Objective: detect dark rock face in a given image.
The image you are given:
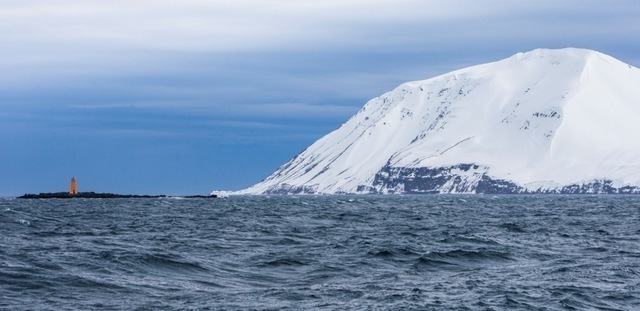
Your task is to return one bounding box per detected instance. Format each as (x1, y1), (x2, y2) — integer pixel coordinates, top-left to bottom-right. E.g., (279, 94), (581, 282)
(261, 184), (320, 195)
(370, 164), (523, 194)
(475, 175), (526, 194)
(369, 164), (640, 194)
(554, 180), (640, 194)
(259, 163), (640, 195)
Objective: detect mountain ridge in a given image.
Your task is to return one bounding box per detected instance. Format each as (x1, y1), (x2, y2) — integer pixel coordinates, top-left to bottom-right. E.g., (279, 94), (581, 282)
(232, 48), (640, 195)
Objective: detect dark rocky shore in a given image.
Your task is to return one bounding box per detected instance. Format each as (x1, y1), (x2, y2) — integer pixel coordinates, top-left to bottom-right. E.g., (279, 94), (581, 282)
(18, 192), (217, 199)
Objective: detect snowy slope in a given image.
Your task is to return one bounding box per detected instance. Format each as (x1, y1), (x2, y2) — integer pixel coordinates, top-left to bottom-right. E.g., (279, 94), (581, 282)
(235, 48), (640, 194)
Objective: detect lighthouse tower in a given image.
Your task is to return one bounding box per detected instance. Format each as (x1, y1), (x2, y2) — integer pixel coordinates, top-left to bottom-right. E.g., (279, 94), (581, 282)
(69, 177), (77, 195)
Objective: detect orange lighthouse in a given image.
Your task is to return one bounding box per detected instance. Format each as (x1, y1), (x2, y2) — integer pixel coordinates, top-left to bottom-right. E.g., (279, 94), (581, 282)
(69, 177), (77, 195)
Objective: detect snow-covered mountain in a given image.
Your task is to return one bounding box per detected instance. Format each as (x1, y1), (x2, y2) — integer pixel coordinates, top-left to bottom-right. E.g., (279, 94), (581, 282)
(236, 48), (640, 194)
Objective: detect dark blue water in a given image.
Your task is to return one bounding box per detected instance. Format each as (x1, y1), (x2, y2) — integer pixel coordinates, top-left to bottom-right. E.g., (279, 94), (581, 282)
(1, 195), (639, 310)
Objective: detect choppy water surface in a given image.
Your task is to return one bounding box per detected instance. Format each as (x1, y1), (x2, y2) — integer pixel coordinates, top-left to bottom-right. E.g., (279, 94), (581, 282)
(1, 195), (639, 310)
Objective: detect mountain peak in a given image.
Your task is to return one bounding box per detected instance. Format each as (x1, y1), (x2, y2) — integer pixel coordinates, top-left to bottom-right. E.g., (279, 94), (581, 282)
(515, 47), (597, 58)
(508, 48), (634, 73)
(235, 49), (640, 195)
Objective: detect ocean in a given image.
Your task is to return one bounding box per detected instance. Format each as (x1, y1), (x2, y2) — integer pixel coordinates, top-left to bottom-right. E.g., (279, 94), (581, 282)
(1, 195), (639, 310)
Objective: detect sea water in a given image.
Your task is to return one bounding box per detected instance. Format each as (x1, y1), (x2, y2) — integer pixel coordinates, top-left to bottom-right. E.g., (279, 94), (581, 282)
(1, 195), (639, 310)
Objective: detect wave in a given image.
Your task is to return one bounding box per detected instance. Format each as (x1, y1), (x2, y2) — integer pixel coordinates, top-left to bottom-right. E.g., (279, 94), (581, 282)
(258, 258), (309, 267)
(413, 249), (513, 270)
(368, 247), (420, 259)
(147, 254), (207, 270)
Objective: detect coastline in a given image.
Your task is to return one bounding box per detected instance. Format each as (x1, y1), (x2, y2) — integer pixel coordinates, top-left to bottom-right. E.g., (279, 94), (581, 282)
(17, 192), (217, 199)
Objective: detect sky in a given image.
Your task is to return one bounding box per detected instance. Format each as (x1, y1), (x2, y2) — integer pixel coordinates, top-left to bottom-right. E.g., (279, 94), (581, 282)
(1, 0), (639, 196)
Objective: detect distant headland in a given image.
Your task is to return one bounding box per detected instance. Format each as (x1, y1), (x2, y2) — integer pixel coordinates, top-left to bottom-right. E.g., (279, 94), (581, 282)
(18, 177), (217, 199)
(18, 192), (217, 199)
